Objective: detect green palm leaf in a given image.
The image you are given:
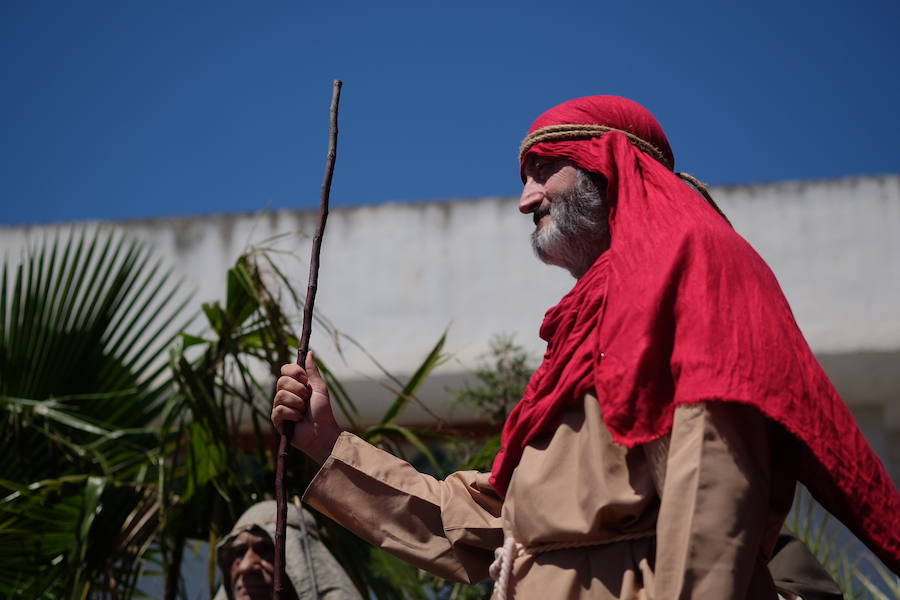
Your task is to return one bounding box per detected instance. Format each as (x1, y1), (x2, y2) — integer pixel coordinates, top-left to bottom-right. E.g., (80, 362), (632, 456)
(0, 228), (190, 597)
(378, 332), (448, 427)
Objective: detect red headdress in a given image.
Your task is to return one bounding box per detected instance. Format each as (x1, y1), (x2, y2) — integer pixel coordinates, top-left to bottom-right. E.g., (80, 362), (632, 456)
(489, 95), (900, 572)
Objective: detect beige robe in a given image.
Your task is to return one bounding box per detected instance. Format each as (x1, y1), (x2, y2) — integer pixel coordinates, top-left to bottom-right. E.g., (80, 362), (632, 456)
(303, 395), (795, 599)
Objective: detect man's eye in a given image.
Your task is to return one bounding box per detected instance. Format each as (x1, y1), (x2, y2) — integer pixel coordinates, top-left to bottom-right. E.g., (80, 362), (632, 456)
(529, 158), (549, 178)
(254, 541), (274, 557)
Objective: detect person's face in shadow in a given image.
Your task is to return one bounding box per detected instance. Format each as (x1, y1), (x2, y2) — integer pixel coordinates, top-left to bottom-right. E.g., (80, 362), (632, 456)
(227, 529), (298, 600)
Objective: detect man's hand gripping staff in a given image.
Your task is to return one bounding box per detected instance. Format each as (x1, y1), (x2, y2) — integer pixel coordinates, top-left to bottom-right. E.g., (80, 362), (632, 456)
(272, 355), (343, 466)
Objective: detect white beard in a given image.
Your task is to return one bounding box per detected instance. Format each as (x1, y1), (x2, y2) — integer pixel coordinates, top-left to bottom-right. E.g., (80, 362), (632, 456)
(531, 169), (610, 278)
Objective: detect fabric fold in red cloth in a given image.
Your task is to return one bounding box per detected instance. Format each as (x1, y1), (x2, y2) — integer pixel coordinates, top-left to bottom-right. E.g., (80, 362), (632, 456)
(489, 95), (900, 573)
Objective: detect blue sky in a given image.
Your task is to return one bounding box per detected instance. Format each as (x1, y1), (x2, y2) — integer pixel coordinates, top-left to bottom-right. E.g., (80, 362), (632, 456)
(2, 0), (898, 225)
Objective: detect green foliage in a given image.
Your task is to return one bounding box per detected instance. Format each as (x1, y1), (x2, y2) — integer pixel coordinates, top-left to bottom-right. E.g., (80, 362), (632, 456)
(449, 335), (535, 472)
(854, 558), (900, 600)
(453, 334), (534, 428)
(0, 229), (192, 599)
(788, 485), (900, 599)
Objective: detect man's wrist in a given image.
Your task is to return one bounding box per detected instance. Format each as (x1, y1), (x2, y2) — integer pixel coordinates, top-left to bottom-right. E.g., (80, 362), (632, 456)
(310, 428), (343, 465)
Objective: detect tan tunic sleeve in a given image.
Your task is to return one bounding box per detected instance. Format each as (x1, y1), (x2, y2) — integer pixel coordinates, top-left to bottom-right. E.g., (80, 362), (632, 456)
(302, 431), (504, 584)
(651, 402), (779, 600)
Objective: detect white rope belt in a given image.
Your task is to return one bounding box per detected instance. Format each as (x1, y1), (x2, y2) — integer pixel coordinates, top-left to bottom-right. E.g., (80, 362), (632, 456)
(489, 531), (655, 600)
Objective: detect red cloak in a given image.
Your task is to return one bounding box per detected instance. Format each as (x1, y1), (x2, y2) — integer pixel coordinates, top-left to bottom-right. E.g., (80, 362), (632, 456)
(489, 96), (900, 573)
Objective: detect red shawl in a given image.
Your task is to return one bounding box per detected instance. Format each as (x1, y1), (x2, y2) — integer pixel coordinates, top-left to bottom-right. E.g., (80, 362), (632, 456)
(489, 95), (900, 572)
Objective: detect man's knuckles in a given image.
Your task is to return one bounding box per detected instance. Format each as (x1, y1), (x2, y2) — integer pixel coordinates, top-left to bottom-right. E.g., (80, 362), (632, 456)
(278, 376), (310, 397)
(274, 389), (306, 409)
(280, 363), (299, 376)
(278, 370), (308, 387)
(279, 363), (308, 381)
(272, 404), (303, 424)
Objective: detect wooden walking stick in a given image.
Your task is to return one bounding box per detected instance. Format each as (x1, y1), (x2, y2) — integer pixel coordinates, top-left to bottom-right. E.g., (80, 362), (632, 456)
(274, 79), (342, 600)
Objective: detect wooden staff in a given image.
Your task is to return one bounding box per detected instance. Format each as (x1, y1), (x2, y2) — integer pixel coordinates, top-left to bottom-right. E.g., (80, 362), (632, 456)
(274, 79), (342, 600)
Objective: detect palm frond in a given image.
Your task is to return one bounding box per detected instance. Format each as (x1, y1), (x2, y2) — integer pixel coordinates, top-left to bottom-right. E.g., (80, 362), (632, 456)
(379, 332), (448, 427)
(0, 228), (190, 597)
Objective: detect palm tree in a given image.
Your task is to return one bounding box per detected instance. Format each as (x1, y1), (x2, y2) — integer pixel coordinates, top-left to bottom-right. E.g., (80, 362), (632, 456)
(0, 229), (192, 598)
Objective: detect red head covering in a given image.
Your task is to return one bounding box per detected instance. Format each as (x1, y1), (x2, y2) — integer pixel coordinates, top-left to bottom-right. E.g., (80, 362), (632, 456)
(490, 95), (900, 572)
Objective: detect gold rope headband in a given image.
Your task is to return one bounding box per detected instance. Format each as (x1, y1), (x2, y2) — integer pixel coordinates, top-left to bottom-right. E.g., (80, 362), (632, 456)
(518, 123), (732, 226)
(518, 124), (673, 170)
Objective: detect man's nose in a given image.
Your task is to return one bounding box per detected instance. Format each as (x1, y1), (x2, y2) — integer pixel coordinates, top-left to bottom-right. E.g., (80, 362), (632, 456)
(237, 549), (262, 574)
(519, 178), (544, 214)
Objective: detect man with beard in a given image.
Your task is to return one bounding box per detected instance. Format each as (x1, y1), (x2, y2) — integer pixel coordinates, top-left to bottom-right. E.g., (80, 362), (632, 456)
(272, 96), (898, 598)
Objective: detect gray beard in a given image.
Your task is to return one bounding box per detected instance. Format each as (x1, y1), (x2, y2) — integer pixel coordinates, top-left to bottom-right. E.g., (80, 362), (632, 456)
(531, 169), (609, 278)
